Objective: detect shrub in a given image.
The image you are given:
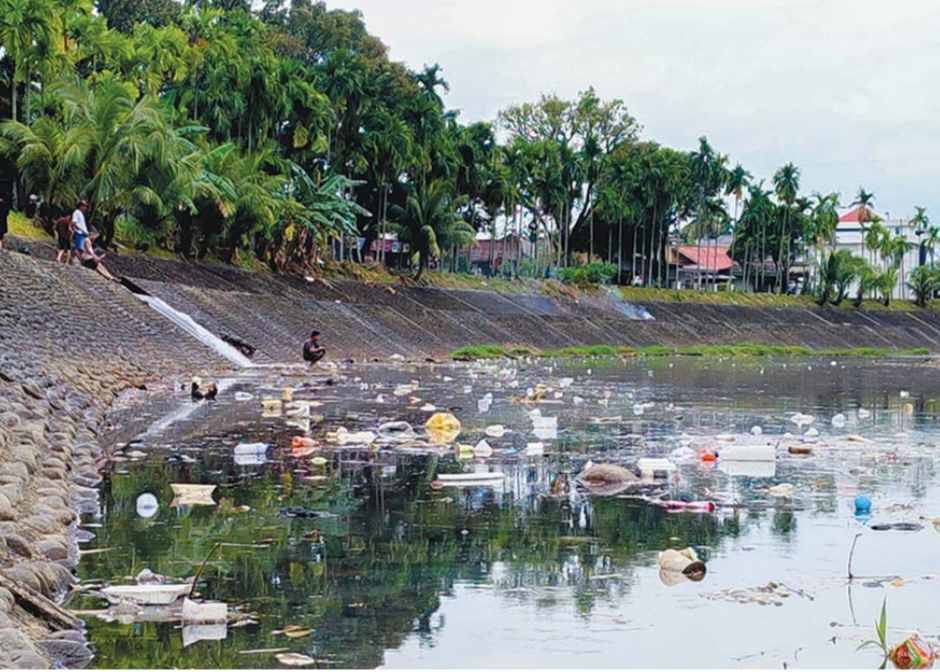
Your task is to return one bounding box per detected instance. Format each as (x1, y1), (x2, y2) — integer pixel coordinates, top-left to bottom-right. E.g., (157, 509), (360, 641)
(558, 261), (617, 286)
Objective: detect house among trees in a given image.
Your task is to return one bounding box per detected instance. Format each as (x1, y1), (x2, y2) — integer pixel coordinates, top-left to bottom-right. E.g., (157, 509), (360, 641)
(666, 243), (734, 288)
(832, 207), (922, 298)
(468, 232), (535, 275)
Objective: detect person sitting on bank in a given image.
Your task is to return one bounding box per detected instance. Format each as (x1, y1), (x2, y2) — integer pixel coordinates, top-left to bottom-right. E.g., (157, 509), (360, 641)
(79, 229), (118, 282)
(302, 330), (325, 364)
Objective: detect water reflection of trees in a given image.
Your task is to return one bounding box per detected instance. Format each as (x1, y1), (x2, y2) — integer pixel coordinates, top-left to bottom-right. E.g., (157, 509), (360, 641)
(82, 454), (752, 668)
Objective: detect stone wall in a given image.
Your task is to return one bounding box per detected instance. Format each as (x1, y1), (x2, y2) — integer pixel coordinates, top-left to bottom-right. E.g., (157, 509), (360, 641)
(0, 250), (228, 667)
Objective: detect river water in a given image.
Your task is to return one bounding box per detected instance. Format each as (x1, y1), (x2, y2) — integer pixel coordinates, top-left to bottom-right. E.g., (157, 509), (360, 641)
(75, 356), (940, 668)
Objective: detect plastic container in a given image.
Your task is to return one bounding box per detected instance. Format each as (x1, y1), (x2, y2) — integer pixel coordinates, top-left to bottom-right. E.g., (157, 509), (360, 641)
(719, 444), (775, 462)
(637, 458), (677, 478)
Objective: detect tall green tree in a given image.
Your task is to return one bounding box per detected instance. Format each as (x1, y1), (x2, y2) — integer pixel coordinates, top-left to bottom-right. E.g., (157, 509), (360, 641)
(772, 162), (800, 293)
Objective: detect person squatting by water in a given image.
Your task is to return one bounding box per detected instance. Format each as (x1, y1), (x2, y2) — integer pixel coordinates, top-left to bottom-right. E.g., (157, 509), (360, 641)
(303, 330), (326, 364)
(190, 377), (218, 401)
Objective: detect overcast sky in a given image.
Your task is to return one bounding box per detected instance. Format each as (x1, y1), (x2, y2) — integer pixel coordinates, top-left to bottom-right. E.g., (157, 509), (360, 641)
(328, 0), (940, 220)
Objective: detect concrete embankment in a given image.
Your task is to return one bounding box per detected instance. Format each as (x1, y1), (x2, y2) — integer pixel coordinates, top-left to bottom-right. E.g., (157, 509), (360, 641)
(2, 245), (940, 665)
(92, 249), (940, 359)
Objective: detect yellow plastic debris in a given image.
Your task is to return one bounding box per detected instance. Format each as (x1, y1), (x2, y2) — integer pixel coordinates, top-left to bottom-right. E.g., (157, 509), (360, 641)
(425, 412), (461, 444)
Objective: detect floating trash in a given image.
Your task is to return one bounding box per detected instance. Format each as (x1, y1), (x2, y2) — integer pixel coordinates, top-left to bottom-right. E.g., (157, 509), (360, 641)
(790, 413), (814, 427)
(102, 583), (192, 606)
(170, 484), (217, 507)
(136, 493), (159, 519)
(658, 548), (706, 584)
(473, 439), (494, 458)
(234, 442), (268, 466)
(720, 444), (775, 462)
(889, 635), (936, 670)
(637, 458), (676, 478)
(525, 442), (545, 457)
(276, 653), (317, 667)
(768, 483), (795, 498)
(377, 421), (416, 442)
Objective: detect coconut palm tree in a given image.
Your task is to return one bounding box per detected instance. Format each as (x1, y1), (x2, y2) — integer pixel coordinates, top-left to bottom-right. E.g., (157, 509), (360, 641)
(806, 192), (839, 292)
(0, 114), (85, 208)
(0, 0), (55, 206)
(390, 179), (469, 281)
(907, 264), (939, 308)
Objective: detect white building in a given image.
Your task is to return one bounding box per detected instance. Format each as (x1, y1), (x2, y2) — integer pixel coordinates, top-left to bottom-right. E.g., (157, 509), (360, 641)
(830, 206), (924, 299)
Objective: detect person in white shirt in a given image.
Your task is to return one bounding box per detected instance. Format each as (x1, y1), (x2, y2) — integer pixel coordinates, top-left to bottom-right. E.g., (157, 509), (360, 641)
(71, 200), (89, 262)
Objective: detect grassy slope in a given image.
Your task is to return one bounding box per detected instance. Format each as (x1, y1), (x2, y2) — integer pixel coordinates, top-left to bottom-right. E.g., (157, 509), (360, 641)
(8, 210), (937, 311)
(8, 211), (52, 240)
(618, 286), (922, 312)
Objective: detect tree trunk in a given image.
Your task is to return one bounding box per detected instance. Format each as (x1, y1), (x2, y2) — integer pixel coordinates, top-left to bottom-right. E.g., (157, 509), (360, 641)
(696, 191), (705, 290)
(631, 221), (638, 279)
(617, 212), (624, 285)
(760, 223), (766, 292)
(10, 82), (18, 210)
(589, 204), (594, 261)
(647, 200), (657, 286)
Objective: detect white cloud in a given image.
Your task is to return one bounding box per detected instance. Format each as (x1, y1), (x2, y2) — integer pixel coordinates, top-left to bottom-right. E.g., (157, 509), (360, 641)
(329, 0), (940, 216)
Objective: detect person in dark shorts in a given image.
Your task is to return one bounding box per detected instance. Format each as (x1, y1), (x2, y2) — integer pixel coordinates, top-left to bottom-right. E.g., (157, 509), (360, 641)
(0, 195), (9, 251)
(302, 330), (325, 364)
(54, 212), (72, 263)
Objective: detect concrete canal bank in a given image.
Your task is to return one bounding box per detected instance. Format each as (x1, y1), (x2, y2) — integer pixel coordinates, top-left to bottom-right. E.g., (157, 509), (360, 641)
(1, 244), (940, 666)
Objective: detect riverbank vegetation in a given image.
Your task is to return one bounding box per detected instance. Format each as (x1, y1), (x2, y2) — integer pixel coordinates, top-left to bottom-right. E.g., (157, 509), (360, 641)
(0, 0), (936, 307)
(450, 342), (931, 361)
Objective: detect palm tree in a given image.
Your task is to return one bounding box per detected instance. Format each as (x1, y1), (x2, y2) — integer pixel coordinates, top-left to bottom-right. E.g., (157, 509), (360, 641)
(362, 110), (412, 265)
(911, 206), (929, 267)
(0, 0), (54, 206)
(883, 232), (913, 300)
(725, 163), (751, 288)
(808, 192), (839, 293)
(0, 115), (84, 208)
(772, 162), (800, 293)
(907, 264), (939, 308)
(851, 187), (875, 264)
(877, 267), (898, 306)
(862, 217), (888, 297)
(925, 225), (940, 266)
(688, 136), (716, 289)
(390, 179), (468, 281)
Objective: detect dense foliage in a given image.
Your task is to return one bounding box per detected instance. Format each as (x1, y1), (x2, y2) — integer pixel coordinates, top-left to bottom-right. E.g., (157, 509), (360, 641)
(1, 0), (937, 295)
